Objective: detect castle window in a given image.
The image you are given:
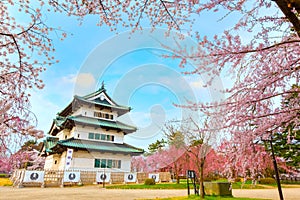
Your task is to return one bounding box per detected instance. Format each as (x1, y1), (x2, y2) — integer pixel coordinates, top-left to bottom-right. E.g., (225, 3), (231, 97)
(101, 134), (106, 140)
(88, 132), (114, 142)
(100, 159), (107, 168)
(118, 160), (121, 168)
(107, 160), (112, 168)
(94, 159), (100, 168)
(94, 112), (102, 118)
(94, 111), (113, 120)
(88, 133), (94, 139)
(94, 159), (121, 169)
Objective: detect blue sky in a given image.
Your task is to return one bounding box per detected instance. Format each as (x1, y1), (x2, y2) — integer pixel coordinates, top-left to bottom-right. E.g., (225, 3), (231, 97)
(23, 6), (239, 149)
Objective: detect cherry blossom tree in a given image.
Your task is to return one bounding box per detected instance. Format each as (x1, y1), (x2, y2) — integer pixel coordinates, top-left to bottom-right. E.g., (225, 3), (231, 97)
(0, 140), (45, 172)
(161, 0), (300, 183)
(0, 0), (61, 167)
(219, 141), (273, 181)
(180, 116), (221, 198)
(131, 156), (147, 172)
(150, 146), (186, 183)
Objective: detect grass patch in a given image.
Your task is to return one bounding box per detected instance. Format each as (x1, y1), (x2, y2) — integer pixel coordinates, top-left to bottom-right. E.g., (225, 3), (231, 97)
(231, 182), (267, 189)
(106, 183), (189, 189)
(106, 181), (270, 190)
(140, 194), (270, 200)
(106, 179), (300, 190)
(281, 184), (300, 188)
(0, 174), (8, 178)
(0, 178), (13, 186)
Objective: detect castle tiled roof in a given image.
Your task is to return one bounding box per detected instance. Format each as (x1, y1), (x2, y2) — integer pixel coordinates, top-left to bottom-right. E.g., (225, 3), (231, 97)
(53, 115), (136, 134)
(59, 87), (131, 117)
(44, 137), (144, 155)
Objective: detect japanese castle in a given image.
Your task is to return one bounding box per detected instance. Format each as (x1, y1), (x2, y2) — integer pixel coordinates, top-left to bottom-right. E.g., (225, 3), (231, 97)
(42, 83), (144, 172)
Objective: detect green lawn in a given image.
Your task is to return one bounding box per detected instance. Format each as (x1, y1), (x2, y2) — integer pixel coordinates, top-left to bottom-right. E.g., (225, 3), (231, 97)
(106, 181), (268, 190)
(106, 182), (188, 189)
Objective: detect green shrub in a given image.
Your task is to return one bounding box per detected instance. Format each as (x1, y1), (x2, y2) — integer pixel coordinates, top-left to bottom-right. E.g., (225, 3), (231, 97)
(203, 177), (212, 182)
(0, 174), (9, 178)
(204, 173), (220, 181)
(144, 178), (156, 185)
(259, 177), (276, 184)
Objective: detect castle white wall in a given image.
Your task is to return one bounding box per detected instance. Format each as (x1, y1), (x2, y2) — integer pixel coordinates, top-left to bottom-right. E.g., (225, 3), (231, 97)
(73, 125), (124, 144)
(72, 105), (117, 121)
(57, 129), (71, 140)
(44, 152), (66, 170)
(70, 150), (132, 172)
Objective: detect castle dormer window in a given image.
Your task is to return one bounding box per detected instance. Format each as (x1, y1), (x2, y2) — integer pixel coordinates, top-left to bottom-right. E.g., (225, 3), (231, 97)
(94, 111), (114, 120)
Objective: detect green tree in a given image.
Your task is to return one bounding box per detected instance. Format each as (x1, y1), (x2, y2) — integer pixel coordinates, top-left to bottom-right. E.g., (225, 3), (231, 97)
(271, 130), (300, 169)
(161, 121), (187, 184)
(265, 85), (300, 170)
(162, 120), (185, 148)
(147, 139), (167, 155)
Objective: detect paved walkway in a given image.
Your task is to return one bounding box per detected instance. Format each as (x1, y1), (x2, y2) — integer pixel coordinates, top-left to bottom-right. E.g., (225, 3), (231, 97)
(0, 186), (300, 200)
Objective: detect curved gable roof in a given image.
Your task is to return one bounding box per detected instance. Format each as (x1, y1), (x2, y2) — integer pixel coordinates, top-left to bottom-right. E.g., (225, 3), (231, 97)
(58, 86), (131, 117)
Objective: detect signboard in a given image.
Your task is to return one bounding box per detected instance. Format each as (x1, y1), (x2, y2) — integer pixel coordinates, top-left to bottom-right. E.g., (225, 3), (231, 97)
(23, 171), (44, 183)
(187, 170), (196, 178)
(148, 173), (160, 182)
(96, 172), (111, 183)
(65, 148), (73, 170)
(124, 173), (137, 183)
(63, 171), (80, 182)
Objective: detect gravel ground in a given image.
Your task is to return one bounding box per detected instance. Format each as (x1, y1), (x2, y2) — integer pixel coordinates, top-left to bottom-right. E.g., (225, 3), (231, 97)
(232, 188), (300, 200)
(0, 186), (299, 200)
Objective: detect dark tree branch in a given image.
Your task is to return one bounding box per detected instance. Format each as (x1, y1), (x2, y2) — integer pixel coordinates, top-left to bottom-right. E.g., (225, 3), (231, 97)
(274, 0), (300, 37)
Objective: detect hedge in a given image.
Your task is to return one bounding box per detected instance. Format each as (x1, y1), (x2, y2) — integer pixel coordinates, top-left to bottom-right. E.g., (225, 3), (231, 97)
(259, 178), (276, 184)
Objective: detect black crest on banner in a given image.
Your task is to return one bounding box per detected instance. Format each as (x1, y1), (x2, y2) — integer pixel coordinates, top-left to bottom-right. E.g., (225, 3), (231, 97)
(30, 173), (39, 180)
(128, 174), (134, 180)
(69, 173), (76, 180)
(100, 174), (107, 180)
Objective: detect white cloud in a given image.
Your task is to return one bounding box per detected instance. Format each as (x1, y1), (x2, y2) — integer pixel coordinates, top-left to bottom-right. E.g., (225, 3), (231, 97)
(29, 92), (61, 133)
(185, 76), (204, 89)
(62, 73), (96, 89)
(61, 73), (77, 84)
(190, 79), (204, 89)
(71, 73), (97, 95)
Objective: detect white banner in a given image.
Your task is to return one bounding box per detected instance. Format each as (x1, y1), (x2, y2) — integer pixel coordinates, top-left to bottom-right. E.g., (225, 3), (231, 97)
(96, 172), (111, 183)
(149, 173), (160, 182)
(23, 171), (44, 183)
(63, 171), (80, 182)
(65, 148), (73, 170)
(124, 173), (137, 183)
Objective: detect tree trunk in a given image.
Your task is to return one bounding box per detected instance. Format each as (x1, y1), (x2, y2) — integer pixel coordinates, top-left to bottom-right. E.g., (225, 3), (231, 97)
(199, 158), (205, 199)
(173, 163), (180, 184)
